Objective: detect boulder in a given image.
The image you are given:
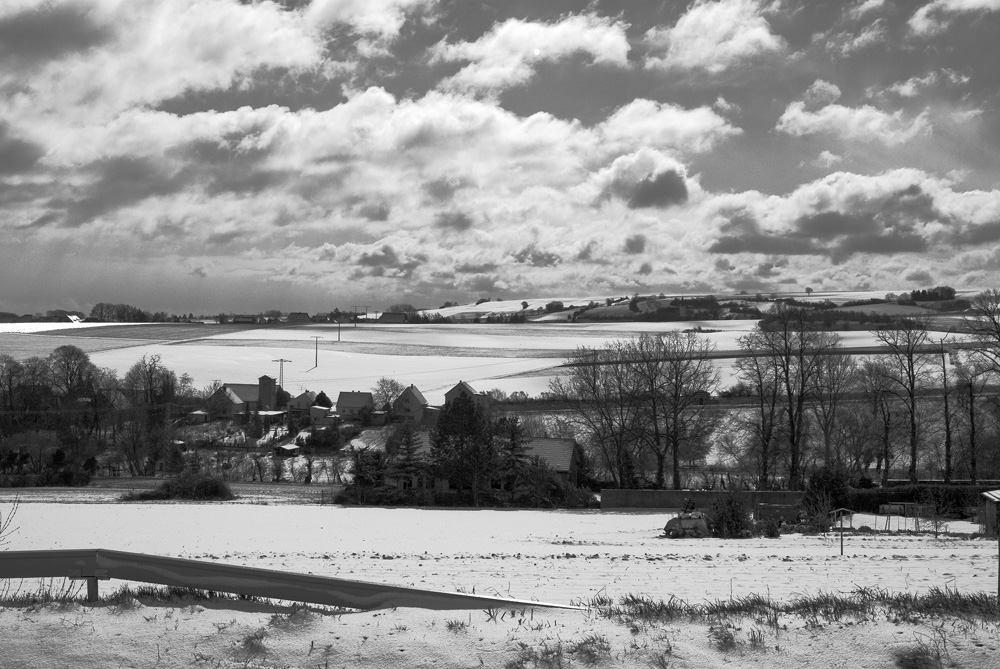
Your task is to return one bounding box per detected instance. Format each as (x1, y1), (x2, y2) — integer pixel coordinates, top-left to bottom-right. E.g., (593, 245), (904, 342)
(663, 512), (709, 538)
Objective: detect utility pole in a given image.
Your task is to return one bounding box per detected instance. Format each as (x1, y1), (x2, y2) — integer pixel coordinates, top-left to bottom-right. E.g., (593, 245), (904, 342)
(272, 358), (291, 388)
(310, 336), (322, 368)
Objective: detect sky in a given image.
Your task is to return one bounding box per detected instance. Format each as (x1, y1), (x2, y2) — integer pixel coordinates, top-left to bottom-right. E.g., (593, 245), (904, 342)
(2, 0), (1000, 316)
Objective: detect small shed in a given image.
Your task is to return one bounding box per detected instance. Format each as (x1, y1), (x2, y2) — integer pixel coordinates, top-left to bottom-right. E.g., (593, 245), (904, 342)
(982, 489), (1000, 598)
(982, 489), (999, 539)
(273, 443), (300, 458)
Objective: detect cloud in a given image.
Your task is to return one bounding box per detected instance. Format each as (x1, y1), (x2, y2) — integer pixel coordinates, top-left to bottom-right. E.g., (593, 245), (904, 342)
(904, 268), (934, 283)
(704, 170), (973, 263)
(434, 211), (474, 231)
(0, 123), (43, 174)
(358, 201), (391, 221)
(511, 245), (561, 267)
(0, 1), (115, 67)
(623, 234), (647, 254)
(627, 171), (688, 209)
(589, 149), (690, 209)
(804, 80), (842, 107)
(638, 262), (653, 275)
(909, 0), (1000, 36)
(776, 101), (931, 146)
(306, 0), (433, 37)
(1, 1), (325, 126)
(423, 176), (470, 202)
(644, 0), (785, 74)
(433, 14), (629, 92)
(599, 99), (740, 154)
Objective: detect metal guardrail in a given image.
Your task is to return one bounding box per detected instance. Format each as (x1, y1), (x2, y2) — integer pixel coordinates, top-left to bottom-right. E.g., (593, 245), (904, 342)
(0, 548), (576, 611)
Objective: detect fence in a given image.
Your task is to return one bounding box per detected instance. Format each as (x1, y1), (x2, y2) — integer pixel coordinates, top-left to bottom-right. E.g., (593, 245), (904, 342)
(601, 489), (806, 509)
(0, 548), (575, 611)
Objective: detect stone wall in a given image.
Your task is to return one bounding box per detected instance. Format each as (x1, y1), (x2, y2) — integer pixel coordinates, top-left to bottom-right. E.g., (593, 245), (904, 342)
(600, 489), (806, 509)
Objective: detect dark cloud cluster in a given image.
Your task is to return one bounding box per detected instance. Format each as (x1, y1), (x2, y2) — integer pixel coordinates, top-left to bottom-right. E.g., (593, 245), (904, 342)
(434, 211), (474, 231)
(709, 185), (946, 263)
(0, 3), (115, 68)
(355, 244), (426, 278)
(511, 245), (561, 267)
(601, 169), (688, 210)
(623, 234), (646, 254)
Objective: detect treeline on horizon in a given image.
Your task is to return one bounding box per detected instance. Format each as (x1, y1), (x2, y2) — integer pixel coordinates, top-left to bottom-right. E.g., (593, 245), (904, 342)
(0, 285), (971, 326)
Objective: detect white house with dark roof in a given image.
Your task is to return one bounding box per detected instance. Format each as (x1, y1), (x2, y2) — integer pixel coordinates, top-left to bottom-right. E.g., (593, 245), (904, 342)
(392, 385), (428, 422)
(336, 391), (375, 419)
(444, 380), (490, 413)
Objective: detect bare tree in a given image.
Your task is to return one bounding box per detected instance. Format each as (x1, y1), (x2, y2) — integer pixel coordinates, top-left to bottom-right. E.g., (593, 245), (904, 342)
(872, 319), (932, 483)
(733, 340), (783, 489)
(954, 356), (992, 483)
(371, 377), (406, 409)
(738, 306), (841, 489)
(549, 342), (644, 487)
(628, 332), (719, 489)
(809, 352), (858, 469)
(860, 359), (904, 485)
(965, 289), (1000, 371)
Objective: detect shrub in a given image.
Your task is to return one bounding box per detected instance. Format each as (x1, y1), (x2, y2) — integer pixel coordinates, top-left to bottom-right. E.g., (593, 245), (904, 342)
(120, 471), (235, 501)
(707, 490), (753, 538)
(758, 517), (781, 539)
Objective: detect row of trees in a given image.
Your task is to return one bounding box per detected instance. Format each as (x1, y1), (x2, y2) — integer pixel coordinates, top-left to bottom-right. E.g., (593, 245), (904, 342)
(550, 291), (1000, 490)
(0, 346), (201, 480)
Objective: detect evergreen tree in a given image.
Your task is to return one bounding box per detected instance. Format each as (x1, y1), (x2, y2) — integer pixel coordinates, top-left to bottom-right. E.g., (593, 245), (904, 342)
(495, 415), (529, 490)
(431, 393), (496, 506)
(388, 422), (425, 485)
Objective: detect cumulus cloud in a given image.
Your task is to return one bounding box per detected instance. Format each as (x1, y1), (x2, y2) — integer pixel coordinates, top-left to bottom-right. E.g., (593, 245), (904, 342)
(306, 0), (433, 37)
(644, 0), (785, 74)
(702, 170), (998, 263)
(776, 100), (931, 146)
(909, 0), (1000, 36)
(1, 1), (325, 126)
(587, 149), (690, 209)
(432, 14), (630, 91)
(599, 99), (740, 154)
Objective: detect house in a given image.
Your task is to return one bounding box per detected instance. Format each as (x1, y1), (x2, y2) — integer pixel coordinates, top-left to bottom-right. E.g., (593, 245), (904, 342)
(208, 375), (279, 419)
(378, 312), (408, 324)
(392, 385), (428, 423)
(309, 405), (338, 427)
(231, 315), (258, 324)
(336, 391), (375, 419)
(287, 391), (318, 418)
(444, 380), (490, 413)
(524, 437), (585, 487)
(285, 312), (311, 324)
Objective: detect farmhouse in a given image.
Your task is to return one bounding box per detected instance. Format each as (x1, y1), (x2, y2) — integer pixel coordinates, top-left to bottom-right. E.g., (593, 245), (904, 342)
(392, 385), (428, 423)
(336, 391), (375, 419)
(378, 312), (408, 324)
(287, 391), (317, 418)
(285, 312), (311, 324)
(208, 375), (280, 419)
(444, 381), (489, 413)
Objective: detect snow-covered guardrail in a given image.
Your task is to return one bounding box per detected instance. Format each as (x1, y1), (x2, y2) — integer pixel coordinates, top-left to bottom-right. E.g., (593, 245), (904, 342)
(0, 548), (577, 611)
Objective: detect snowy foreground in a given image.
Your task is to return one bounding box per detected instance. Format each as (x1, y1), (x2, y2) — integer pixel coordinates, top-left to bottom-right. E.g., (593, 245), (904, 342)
(2, 502), (999, 668)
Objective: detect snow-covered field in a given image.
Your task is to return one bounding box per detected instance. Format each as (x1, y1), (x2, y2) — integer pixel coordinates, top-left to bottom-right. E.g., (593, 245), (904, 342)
(2, 500), (998, 668)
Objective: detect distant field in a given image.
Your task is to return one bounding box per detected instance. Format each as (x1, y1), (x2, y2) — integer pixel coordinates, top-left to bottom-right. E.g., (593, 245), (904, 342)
(0, 332), (157, 359)
(31, 323), (264, 341)
(832, 303), (936, 316)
